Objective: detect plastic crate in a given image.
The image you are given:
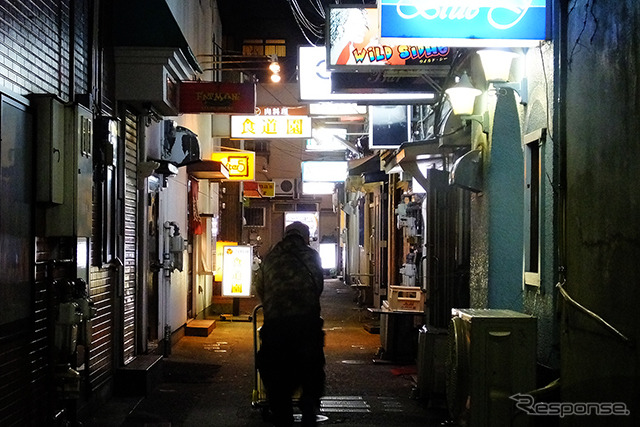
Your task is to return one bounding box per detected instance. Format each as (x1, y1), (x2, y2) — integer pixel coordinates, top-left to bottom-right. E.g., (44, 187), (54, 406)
(387, 285), (425, 312)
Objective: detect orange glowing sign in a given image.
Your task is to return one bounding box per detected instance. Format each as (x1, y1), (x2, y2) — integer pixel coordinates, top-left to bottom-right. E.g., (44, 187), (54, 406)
(210, 151), (255, 181)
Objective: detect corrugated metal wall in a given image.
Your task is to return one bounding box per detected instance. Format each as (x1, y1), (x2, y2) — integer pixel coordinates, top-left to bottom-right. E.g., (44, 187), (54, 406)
(0, 0), (89, 100)
(87, 267), (115, 390)
(122, 111), (138, 363)
(0, 97), (46, 426)
(0, 0), (94, 424)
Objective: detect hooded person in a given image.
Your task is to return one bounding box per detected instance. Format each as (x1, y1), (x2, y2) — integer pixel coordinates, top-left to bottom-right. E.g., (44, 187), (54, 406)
(255, 221), (325, 427)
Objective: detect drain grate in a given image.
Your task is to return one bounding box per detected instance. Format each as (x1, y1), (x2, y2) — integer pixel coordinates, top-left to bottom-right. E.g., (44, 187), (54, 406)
(321, 407), (371, 413)
(320, 396), (371, 413)
(376, 397), (404, 413)
(321, 401), (369, 408)
(322, 396), (364, 400)
(319, 395), (406, 414)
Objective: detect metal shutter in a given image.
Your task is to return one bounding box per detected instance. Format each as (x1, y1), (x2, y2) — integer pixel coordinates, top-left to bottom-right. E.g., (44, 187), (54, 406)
(122, 111), (138, 363)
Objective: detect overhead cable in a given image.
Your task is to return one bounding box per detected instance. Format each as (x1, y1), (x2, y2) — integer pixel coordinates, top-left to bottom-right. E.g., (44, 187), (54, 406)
(286, 0), (325, 45)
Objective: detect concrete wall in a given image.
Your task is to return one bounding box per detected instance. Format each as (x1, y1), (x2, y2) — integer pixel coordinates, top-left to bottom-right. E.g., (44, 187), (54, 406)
(562, 1), (640, 423)
(521, 43), (560, 370)
(160, 1), (222, 326)
(469, 43), (559, 368)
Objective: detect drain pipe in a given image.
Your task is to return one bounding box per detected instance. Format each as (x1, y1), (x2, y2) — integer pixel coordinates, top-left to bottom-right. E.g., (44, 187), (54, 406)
(162, 221), (178, 356)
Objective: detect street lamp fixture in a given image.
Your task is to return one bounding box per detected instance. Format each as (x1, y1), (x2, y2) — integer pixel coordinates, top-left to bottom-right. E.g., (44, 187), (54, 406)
(445, 72), (482, 116)
(445, 72), (490, 131)
(268, 55), (281, 83)
(477, 49), (528, 105)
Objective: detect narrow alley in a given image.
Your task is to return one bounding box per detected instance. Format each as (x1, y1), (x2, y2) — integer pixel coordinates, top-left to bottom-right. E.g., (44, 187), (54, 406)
(81, 279), (449, 427)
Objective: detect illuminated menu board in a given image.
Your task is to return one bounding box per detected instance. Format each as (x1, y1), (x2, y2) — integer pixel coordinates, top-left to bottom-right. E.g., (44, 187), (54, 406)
(221, 245), (253, 297)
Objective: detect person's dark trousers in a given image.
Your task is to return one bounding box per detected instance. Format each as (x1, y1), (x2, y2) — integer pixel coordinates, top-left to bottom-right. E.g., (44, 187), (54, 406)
(257, 316), (325, 427)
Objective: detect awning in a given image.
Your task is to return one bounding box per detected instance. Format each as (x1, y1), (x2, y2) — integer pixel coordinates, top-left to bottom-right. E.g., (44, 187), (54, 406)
(242, 181), (276, 198)
(243, 181), (262, 198)
(381, 107), (473, 182)
(383, 139), (447, 191)
(383, 139), (442, 171)
(348, 154), (380, 176)
(187, 160), (229, 180)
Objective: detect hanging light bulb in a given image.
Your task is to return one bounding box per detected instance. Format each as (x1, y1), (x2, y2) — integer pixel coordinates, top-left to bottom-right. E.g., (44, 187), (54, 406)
(445, 72), (482, 116)
(269, 55), (281, 83)
(268, 61), (281, 74)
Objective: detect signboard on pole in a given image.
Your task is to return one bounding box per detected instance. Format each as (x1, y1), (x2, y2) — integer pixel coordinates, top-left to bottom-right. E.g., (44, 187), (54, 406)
(221, 245), (253, 297)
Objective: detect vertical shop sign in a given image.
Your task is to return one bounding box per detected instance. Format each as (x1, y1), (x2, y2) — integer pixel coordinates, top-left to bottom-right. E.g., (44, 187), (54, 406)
(221, 245), (253, 297)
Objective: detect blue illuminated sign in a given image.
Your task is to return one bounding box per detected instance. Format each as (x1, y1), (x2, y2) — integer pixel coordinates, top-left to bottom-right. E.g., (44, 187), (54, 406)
(380, 0), (547, 46)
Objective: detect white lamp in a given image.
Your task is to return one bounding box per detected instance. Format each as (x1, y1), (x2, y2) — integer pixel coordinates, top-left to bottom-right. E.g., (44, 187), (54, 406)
(445, 72), (482, 116)
(477, 49), (528, 105)
(477, 49), (518, 82)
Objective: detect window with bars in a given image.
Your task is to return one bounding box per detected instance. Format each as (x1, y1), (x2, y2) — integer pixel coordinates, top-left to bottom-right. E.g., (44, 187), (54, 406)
(244, 207), (266, 227)
(242, 39), (286, 58)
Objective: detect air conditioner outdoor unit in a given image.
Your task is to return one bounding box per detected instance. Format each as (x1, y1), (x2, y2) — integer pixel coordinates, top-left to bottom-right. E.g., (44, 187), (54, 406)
(446, 309), (537, 427)
(273, 178), (297, 197)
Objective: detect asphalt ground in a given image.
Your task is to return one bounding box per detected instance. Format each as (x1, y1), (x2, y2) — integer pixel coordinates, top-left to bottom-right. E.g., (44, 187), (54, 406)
(80, 278), (450, 426)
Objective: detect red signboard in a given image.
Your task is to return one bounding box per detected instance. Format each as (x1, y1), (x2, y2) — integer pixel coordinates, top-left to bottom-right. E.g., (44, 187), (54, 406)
(256, 105), (310, 116)
(179, 82), (256, 114)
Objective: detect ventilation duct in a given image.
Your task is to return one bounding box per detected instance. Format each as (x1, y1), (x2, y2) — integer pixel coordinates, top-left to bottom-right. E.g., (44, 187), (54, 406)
(450, 149), (483, 192)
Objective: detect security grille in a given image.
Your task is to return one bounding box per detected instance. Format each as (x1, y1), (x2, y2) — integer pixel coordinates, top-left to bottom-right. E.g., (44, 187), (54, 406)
(244, 207), (266, 227)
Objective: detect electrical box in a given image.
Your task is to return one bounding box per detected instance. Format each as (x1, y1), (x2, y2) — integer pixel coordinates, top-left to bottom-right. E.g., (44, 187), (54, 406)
(35, 100), (93, 237)
(33, 96), (65, 204)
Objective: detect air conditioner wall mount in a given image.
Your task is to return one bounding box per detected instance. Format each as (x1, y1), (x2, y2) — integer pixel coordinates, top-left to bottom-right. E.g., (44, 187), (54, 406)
(273, 178), (298, 197)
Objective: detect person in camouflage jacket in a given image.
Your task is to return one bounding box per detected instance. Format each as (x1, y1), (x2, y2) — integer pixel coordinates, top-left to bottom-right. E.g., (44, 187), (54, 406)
(255, 221), (325, 427)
